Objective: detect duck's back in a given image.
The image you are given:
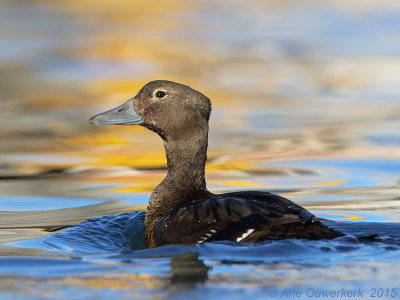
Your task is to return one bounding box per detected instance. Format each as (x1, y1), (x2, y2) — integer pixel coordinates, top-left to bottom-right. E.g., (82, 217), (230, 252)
(151, 191), (343, 247)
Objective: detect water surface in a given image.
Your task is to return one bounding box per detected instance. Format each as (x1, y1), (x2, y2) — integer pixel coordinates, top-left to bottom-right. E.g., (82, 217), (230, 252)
(1, 0), (400, 299)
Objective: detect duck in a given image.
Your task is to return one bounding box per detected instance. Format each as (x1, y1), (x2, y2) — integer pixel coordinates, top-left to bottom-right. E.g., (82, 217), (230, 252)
(89, 80), (343, 248)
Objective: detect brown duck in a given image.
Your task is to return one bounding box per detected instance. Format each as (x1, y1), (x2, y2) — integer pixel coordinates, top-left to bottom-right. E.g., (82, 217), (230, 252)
(89, 80), (343, 248)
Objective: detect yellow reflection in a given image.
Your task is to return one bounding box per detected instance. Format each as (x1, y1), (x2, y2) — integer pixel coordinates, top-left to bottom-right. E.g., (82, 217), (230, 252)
(62, 133), (128, 146)
(87, 79), (149, 96)
(208, 179), (260, 187)
(126, 205), (148, 212)
(111, 183), (158, 193)
(207, 161), (253, 171)
(326, 212), (365, 221)
(321, 180), (347, 187)
(93, 154), (166, 168)
(51, 273), (166, 291)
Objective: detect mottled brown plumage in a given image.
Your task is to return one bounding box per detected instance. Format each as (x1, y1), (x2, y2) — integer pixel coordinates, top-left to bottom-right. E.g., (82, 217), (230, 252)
(89, 80), (343, 248)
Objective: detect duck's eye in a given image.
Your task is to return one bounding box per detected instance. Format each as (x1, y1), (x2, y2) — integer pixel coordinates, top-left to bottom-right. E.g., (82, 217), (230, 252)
(155, 91), (166, 98)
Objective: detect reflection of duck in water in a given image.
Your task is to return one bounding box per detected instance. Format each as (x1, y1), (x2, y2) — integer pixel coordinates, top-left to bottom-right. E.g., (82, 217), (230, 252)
(89, 80), (343, 248)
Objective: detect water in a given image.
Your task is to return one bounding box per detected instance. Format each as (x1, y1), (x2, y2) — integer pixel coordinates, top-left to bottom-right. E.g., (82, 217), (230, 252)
(3, 210), (400, 299)
(1, 0), (400, 299)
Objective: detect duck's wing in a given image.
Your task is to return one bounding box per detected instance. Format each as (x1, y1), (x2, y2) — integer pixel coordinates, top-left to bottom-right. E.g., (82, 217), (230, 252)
(221, 191), (315, 223)
(152, 191), (337, 246)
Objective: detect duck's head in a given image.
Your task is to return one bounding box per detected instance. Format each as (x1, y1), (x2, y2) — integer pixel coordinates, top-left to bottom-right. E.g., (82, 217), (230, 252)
(89, 80), (212, 140)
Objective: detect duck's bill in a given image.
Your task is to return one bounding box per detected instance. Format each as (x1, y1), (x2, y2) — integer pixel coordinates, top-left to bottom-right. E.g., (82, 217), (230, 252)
(88, 99), (143, 126)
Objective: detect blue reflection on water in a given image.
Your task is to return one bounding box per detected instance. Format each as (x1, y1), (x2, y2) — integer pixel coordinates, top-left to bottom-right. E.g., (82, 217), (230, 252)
(0, 195), (104, 212)
(115, 193), (150, 207)
(5, 210), (400, 300)
(270, 158), (400, 174)
(10, 211), (400, 265)
(268, 158), (400, 188)
(39, 211), (146, 253)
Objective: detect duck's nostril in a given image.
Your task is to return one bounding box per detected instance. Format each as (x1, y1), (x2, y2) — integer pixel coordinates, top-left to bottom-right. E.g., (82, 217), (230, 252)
(118, 108), (125, 112)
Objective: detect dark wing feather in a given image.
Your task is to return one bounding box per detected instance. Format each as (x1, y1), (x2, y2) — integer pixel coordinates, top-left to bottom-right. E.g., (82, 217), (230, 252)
(221, 191), (315, 223)
(152, 191), (325, 246)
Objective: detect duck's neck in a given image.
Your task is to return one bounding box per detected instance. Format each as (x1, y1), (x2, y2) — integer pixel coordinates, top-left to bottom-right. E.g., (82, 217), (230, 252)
(145, 125), (211, 224)
(164, 134), (208, 193)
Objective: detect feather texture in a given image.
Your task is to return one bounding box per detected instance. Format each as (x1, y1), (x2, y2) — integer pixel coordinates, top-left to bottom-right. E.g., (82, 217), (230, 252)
(152, 191), (343, 247)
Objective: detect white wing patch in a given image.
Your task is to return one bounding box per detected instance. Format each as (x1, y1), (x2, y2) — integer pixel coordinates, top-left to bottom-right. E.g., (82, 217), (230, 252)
(236, 228), (255, 242)
(197, 229), (218, 244)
